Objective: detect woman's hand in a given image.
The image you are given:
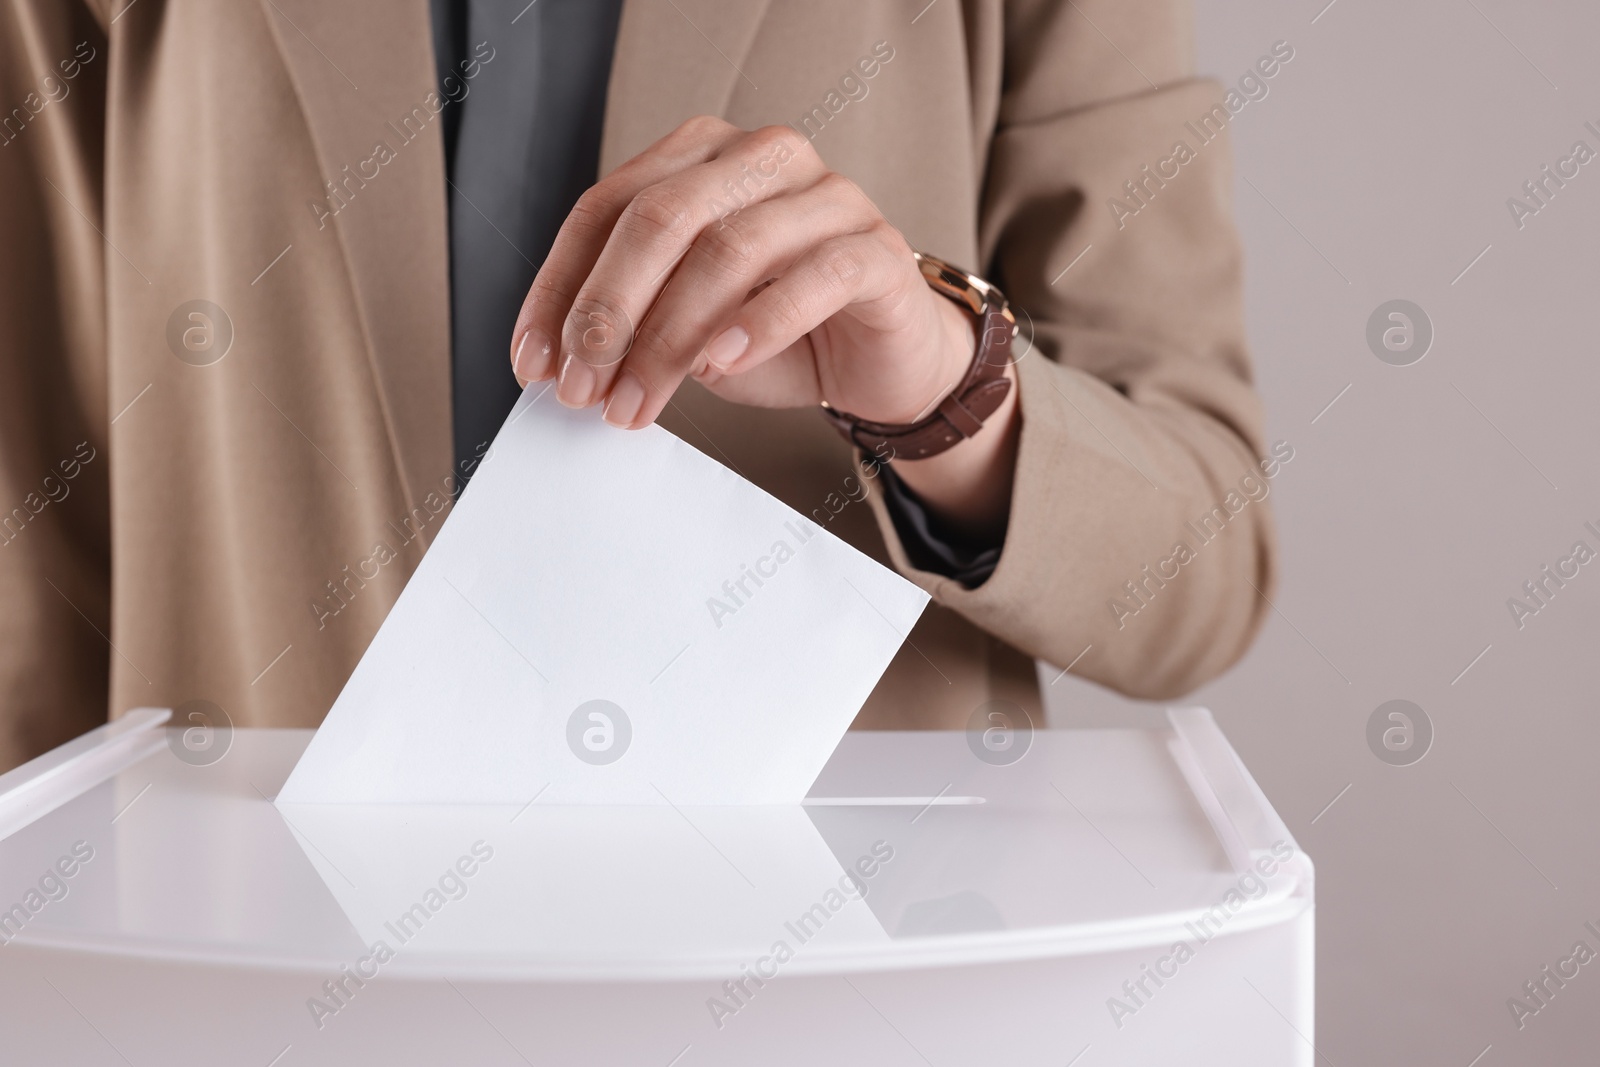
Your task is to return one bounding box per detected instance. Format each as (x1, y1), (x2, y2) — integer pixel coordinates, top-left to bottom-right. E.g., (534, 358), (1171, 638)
(509, 115), (1019, 540)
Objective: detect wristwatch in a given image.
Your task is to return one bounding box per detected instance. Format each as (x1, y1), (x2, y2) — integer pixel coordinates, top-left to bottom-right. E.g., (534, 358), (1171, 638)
(820, 251), (1017, 462)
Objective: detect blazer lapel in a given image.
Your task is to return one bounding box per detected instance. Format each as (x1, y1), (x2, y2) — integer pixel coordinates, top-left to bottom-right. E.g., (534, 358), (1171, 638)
(261, 0), (453, 512)
(260, 0), (772, 512)
(600, 0), (775, 174)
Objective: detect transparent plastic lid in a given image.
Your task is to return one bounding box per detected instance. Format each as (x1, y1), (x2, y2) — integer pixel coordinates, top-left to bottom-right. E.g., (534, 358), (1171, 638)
(0, 710), (1310, 980)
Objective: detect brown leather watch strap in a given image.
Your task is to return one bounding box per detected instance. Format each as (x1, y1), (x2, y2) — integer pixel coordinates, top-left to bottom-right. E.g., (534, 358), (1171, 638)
(821, 254), (1016, 462)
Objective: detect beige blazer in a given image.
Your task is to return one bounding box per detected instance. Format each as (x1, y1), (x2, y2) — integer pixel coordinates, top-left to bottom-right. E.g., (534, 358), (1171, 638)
(0, 0), (1275, 770)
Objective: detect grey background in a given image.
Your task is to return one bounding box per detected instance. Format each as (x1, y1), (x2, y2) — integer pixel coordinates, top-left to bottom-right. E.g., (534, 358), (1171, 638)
(1043, 2), (1600, 1064)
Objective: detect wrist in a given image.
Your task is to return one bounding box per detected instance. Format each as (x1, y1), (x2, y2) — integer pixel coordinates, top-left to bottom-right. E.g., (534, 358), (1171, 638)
(889, 361), (1020, 543)
(856, 291), (977, 426)
(822, 250), (1015, 464)
(928, 290), (979, 407)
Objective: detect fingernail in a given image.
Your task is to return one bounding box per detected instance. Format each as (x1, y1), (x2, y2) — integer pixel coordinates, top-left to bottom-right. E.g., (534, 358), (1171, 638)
(557, 351), (598, 407)
(513, 330), (554, 383)
(602, 372), (647, 428)
(704, 325), (750, 371)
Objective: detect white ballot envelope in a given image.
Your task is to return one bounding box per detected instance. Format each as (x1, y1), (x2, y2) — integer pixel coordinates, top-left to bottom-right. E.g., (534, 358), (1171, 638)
(277, 385), (928, 806)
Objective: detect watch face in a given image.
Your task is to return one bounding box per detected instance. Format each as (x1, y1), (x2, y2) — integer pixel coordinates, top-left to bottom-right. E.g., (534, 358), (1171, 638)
(915, 251), (1007, 319)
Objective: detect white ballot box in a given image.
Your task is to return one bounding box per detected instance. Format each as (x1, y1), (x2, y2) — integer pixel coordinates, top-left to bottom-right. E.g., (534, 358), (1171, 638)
(0, 708), (1312, 1066)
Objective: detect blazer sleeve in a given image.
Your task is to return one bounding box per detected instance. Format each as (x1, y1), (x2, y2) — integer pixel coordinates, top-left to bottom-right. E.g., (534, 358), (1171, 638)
(864, 0), (1279, 699)
(0, 1), (114, 769)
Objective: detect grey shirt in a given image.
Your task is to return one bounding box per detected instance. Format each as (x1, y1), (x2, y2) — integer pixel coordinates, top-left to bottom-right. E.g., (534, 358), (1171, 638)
(431, 0), (624, 472)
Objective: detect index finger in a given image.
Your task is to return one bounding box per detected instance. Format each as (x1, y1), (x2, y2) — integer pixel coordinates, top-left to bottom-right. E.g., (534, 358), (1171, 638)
(508, 116), (744, 386)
